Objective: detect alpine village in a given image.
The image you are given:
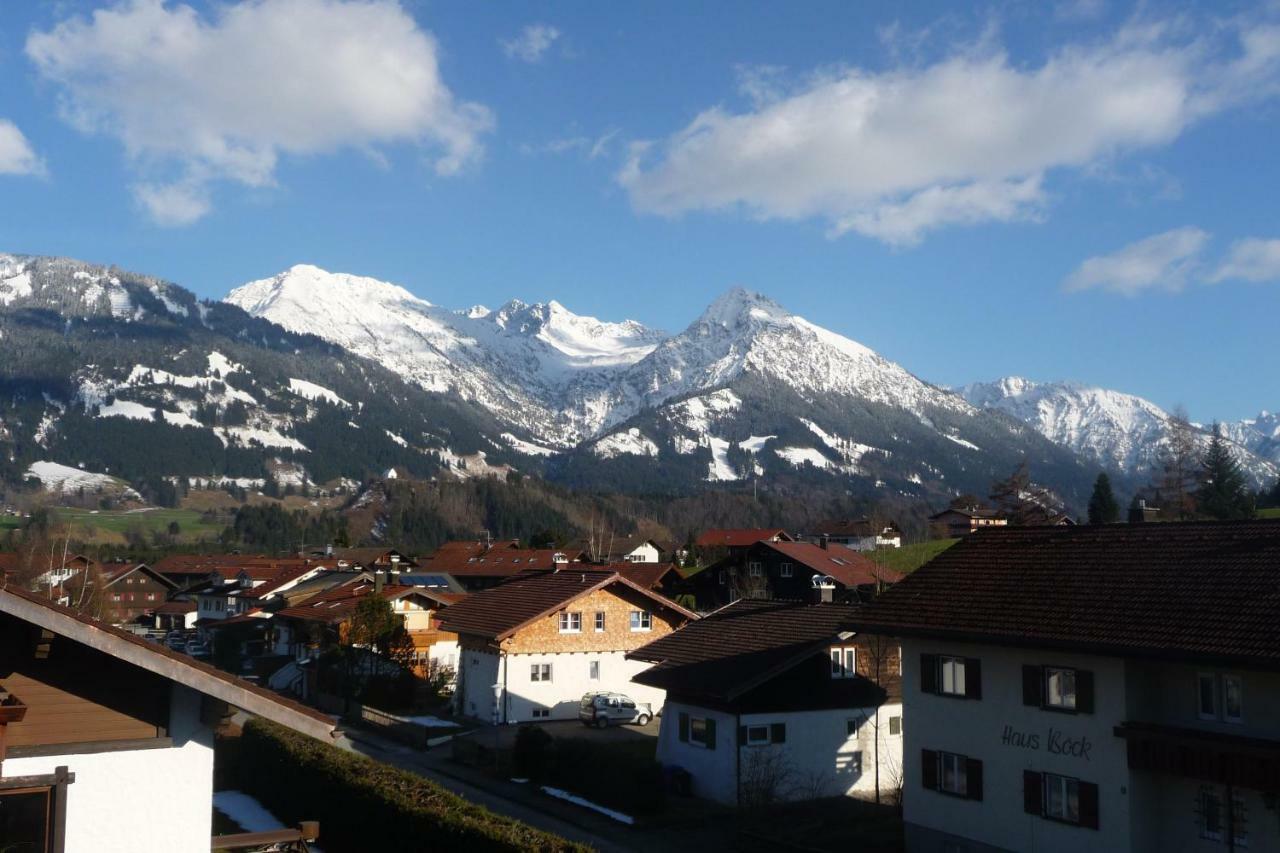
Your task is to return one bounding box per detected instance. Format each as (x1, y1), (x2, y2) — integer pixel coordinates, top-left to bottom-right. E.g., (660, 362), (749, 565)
(3, 3), (1280, 852)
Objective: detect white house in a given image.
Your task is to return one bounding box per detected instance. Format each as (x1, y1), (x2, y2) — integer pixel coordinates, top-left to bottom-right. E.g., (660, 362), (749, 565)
(0, 583), (336, 853)
(622, 539), (665, 564)
(629, 598), (904, 806)
(851, 519), (1280, 853)
(438, 567), (698, 723)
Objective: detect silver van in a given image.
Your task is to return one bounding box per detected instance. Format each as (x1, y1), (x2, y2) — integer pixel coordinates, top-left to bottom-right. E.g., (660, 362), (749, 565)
(578, 691), (653, 728)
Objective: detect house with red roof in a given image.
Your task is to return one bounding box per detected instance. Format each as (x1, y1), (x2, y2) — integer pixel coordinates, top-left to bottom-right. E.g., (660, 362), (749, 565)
(695, 528), (793, 552)
(438, 567), (698, 723)
(690, 539), (902, 610)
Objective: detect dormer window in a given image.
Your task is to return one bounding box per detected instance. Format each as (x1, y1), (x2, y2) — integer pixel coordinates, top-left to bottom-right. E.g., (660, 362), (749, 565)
(830, 647), (857, 679)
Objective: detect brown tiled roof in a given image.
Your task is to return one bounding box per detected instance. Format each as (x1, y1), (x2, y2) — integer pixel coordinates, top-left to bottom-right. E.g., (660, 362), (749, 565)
(629, 599), (859, 699)
(437, 569), (697, 641)
(811, 519), (900, 538)
(275, 582), (459, 624)
(929, 506), (1004, 520)
(424, 548), (569, 578)
(153, 554), (317, 576)
(848, 520), (1280, 667)
(100, 563), (177, 589)
(610, 562), (685, 590)
(329, 547), (419, 568)
(154, 600), (197, 615)
(762, 541), (903, 586)
(695, 528), (792, 548)
(0, 553), (18, 573)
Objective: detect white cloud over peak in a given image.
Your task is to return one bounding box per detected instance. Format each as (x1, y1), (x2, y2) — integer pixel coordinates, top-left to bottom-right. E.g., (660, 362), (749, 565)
(26, 0), (494, 225)
(1064, 227), (1210, 295)
(620, 19), (1280, 246)
(0, 119), (44, 176)
(1210, 238), (1280, 284)
(501, 24), (560, 63)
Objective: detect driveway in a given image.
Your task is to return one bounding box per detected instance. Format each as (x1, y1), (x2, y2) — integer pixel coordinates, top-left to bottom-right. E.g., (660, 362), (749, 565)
(477, 716), (661, 750)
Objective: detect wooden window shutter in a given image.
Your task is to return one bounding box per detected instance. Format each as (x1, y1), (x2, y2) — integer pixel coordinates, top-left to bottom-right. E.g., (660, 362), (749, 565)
(771, 723), (786, 744)
(678, 712), (689, 742)
(705, 718), (717, 750)
(920, 654), (939, 694)
(965, 658), (982, 700)
(1022, 665), (1043, 706)
(1078, 781), (1100, 829)
(966, 758), (984, 801)
(738, 725), (748, 747)
(1077, 670), (1096, 714)
(1023, 770), (1043, 815)
(921, 749), (939, 790)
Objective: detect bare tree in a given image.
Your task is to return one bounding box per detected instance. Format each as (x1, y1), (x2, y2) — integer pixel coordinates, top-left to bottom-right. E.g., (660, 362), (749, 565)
(860, 633), (901, 805)
(740, 749), (794, 807)
(1156, 406), (1201, 520)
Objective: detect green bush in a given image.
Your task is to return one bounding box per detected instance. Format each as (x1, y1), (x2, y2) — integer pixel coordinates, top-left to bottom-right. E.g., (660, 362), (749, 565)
(546, 738), (666, 817)
(513, 725), (555, 782)
(232, 718), (588, 852)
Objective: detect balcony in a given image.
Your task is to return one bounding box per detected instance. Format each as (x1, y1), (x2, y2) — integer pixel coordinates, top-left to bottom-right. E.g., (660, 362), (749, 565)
(1115, 721), (1280, 790)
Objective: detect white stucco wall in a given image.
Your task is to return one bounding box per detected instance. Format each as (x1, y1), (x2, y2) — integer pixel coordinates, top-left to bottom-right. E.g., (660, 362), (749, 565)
(503, 651), (665, 722)
(1, 685), (214, 853)
(625, 543), (662, 563)
(457, 648), (501, 722)
(901, 639), (1131, 853)
(655, 701), (739, 803)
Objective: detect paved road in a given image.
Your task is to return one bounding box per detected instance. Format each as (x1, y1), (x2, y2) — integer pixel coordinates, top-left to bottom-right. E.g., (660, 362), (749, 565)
(335, 728), (635, 853)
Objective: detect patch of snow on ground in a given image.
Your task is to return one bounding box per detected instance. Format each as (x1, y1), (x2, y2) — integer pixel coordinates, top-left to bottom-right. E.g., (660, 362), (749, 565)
(161, 409), (202, 428)
(706, 436), (739, 481)
(107, 284), (132, 318)
(35, 412), (58, 446)
(385, 430), (409, 448)
(775, 446), (833, 469)
(289, 378), (349, 407)
(26, 462), (139, 498)
(593, 428), (659, 459)
(99, 399), (156, 421)
(501, 433), (558, 456)
(207, 351), (243, 375)
(0, 270), (32, 306)
(738, 435), (776, 453)
(944, 434), (980, 451)
(540, 786), (635, 825)
(667, 389), (742, 433)
(672, 434), (699, 454)
(213, 791), (322, 851)
(219, 427), (309, 452)
(149, 284), (188, 317)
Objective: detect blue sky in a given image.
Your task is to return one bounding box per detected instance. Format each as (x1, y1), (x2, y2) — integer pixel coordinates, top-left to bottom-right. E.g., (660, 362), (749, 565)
(1, 0), (1278, 421)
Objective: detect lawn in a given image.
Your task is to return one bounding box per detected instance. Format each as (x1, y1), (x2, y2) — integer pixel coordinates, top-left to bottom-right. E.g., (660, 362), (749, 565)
(0, 516), (22, 531)
(51, 507), (225, 544)
(1258, 507), (1280, 519)
(869, 538), (958, 574)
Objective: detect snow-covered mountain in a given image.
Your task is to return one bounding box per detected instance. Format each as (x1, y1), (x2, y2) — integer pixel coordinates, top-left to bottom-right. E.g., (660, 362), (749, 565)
(226, 264), (665, 445)
(961, 377), (1277, 487)
(1222, 412), (1280, 466)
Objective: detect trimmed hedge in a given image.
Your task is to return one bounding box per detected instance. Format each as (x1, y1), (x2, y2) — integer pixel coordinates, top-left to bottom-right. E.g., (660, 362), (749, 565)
(231, 718), (589, 853)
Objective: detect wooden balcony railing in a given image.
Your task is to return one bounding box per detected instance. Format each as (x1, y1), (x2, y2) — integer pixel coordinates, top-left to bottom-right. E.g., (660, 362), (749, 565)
(212, 821), (319, 852)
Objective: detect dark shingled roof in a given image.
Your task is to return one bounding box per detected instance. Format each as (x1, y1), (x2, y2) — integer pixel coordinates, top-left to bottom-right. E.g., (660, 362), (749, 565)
(762, 541), (903, 586)
(629, 599), (859, 700)
(695, 528), (792, 548)
(847, 520), (1280, 668)
(608, 562), (685, 590)
(437, 569), (696, 641)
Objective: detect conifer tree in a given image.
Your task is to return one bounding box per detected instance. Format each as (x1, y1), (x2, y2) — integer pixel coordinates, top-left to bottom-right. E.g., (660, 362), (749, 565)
(1196, 423), (1254, 520)
(1087, 473), (1120, 524)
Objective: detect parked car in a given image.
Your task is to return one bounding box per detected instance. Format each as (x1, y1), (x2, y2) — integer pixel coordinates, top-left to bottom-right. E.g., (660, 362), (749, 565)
(578, 692), (653, 728)
(165, 637), (186, 652)
(186, 641), (210, 659)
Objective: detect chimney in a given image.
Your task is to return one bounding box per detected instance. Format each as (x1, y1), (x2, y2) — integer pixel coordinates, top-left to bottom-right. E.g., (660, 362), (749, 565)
(389, 569), (401, 587)
(374, 570), (385, 594)
(325, 543), (333, 557)
(811, 575), (835, 604)
(820, 534), (830, 551)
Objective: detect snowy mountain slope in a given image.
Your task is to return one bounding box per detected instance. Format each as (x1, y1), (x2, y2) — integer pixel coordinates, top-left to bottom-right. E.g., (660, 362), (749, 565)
(961, 377), (1277, 487)
(226, 265), (665, 445)
(1222, 412), (1280, 466)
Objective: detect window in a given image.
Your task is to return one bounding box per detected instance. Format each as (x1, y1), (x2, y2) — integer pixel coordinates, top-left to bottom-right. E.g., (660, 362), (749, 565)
(718, 570), (726, 585)
(939, 752), (968, 796)
(589, 660), (600, 680)
(145, 592), (157, 601)
(1224, 675), (1243, 723)
(1046, 667), (1077, 710)
(746, 725), (770, 746)
(594, 612), (606, 632)
(531, 708), (550, 719)
(688, 716), (716, 749)
(830, 647), (857, 678)
(558, 611), (582, 633)
(1198, 672), (1218, 719)
(939, 656), (966, 696)
(923, 750), (982, 801)
(847, 718), (861, 736)
(779, 562), (793, 578)
(741, 723), (785, 746)
(0, 786), (54, 852)
(530, 663), (552, 682)
(629, 610), (652, 631)
(1200, 786), (1224, 841)
(111, 593), (122, 602)
(748, 562), (763, 578)
(889, 715), (902, 736)
(1044, 774), (1080, 823)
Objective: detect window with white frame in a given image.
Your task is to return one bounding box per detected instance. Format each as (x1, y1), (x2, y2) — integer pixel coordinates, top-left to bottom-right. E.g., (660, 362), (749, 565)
(745, 725), (770, 746)
(939, 752), (968, 795)
(1043, 773), (1080, 823)
(589, 660), (600, 680)
(1045, 667), (1077, 710)
(689, 716), (714, 748)
(629, 610), (652, 631)
(558, 611), (582, 633)
(1224, 675), (1243, 723)
(594, 611), (606, 632)
(1199, 672), (1244, 723)
(939, 656), (967, 696)
(779, 562), (793, 578)
(830, 646), (857, 679)
(748, 561), (763, 578)
(530, 663), (552, 682)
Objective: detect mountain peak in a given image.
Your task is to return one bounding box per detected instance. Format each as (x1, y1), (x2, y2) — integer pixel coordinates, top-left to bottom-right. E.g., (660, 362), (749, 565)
(700, 286), (789, 328)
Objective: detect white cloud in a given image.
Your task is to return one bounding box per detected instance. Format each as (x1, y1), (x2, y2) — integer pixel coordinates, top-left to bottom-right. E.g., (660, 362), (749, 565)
(27, 0), (494, 224)
(500, 23), (560, 63)
(520, 128), (618, 160)
(0, 119), (45, 176)
(620, 19), (1280, 245)
(1210, 238), (1280, 283)
(1064, 227), (1210, 295)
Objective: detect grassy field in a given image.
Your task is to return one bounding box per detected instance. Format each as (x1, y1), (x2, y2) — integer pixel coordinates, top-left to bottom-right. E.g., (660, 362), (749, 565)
(869, 537), (958, 574)
(1259, 507), (1280, 519)
(51, 507), (226, 545)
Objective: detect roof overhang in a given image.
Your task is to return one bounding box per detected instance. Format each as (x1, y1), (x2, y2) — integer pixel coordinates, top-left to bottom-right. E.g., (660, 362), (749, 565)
(0, 587), (337, 741)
